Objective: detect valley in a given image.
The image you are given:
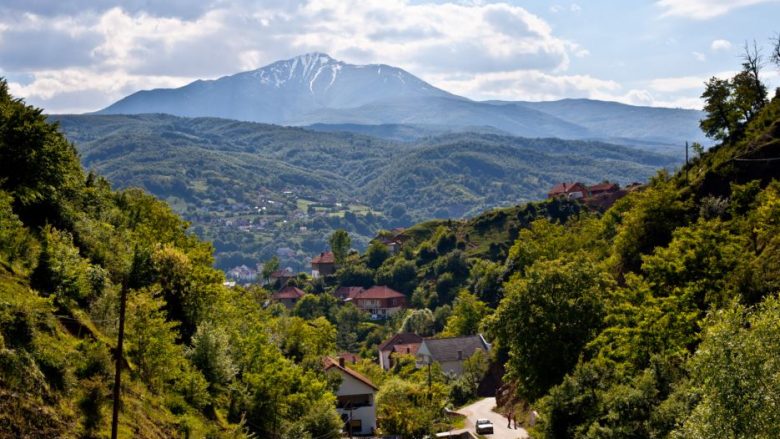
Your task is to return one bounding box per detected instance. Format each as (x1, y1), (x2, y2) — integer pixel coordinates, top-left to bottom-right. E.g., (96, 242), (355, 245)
(54, 113), (679, 273)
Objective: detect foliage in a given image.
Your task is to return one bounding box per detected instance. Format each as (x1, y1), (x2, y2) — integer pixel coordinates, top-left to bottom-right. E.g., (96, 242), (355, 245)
(53, 113), (677, 270)
(401, 308), (435, 336)
(329, 229), (351, 265)
(494, 256), (609, 401)
(442, 290), (489, 337)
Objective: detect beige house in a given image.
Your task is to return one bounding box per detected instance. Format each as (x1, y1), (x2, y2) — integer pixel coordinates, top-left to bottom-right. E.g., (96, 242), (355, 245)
(324, 357), (378, 436)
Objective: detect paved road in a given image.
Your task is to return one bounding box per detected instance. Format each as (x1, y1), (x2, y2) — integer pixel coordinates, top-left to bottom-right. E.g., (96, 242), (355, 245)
(457, 397), (529, 439)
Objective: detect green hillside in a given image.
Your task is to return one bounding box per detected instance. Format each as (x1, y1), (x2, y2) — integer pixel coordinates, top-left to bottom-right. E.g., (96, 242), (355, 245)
(326, 76), (780, 437)
(53, 114), (677, 271)
(282, 60), (780, 437)
(0, 82), (347, 438)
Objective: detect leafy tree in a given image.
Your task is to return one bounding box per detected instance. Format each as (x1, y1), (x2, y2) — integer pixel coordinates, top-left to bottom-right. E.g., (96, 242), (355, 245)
(611, 174), (691, 273)
(336, 261), (374, 287)
(443, 290), (488, 337)
(329, 229), (351, 265)
(376, 378), (448, 438)
(366, 240), (390, 269)
(433, 226), (457, 254)
(467, 259), (503, 306)
(0, 80), (82, 225)
(494, 256), (609, 400)
(0, 190), (36, 267)
(334, 303), (366, 352)
(125, 289), (185, 391)
(187, 321), (237, 393)
(261, 256), (280, 284)
(375, 259), (417, 295)
(700, 77), (739, 141)
(432, 305), (452, 333)
(401, 308), (435, 336)
(675, 297), (780, 438)
(30, 226), (93, 306)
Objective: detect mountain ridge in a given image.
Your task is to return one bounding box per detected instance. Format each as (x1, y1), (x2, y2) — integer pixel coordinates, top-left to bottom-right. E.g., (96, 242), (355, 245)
(97, 53), (707, 149)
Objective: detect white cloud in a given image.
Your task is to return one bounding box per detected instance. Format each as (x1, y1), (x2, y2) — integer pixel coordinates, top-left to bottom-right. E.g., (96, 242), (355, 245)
(710, 39), (733, 51)
(429, 70), (621, 102)
(1, 0), (590, 113)
(692, 51), (707, 62)
(656, 0), (779, 20)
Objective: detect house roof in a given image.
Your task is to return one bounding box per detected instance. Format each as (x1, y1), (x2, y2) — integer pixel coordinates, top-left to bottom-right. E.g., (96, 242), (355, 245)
(378, 332), (424, 352)
(337, 352), (361, 364)
(270, 269), (294, 277)
(323, 357), (378, 391)
(549, 182), (586, 195)
(272, 285), (305, 300)
(588, 182), (619, 192)
(356, 285), (405, 300)
(420, 334), (490, 363)
(334, 286), (365, 300)
(392, 343), (420, 356)
(312, 251), (335, 264)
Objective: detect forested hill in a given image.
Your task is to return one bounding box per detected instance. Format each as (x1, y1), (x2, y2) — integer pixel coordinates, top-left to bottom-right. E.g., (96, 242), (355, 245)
(0, 81), (348, 437)
(52, 113), (678, 270)
(346, 74), (780, 436)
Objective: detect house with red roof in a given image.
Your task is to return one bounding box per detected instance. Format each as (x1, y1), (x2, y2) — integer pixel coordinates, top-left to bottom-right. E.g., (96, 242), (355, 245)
(334, 286), (365, 301)
(311, 251), (336, 278)
(547, 182), (590, 199)
(324, 357), (378, 436)
(271, 285), (305, 309)
(377, 332), (424, 371)
(588, 181), (620, 196)
(352, 285), (406, 319)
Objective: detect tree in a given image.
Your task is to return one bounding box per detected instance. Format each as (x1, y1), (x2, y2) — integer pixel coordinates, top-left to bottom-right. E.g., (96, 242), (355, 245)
(675, 297), (780, 438)
(401, 308), (435, 336)
(329, 229), (351, 265)
(772, 32), (780, 68)
(187, 321), (237, 392)
(700, 76), (738, 141)
(493, 256), (608, 400)
(376, 378), (448, 438)
(442, 290), (488, 337)
(262, 256), (280, 284)
(366, 240), (390, 269)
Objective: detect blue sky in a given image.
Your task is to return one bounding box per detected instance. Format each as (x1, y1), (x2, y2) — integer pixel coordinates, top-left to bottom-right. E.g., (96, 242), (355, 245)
(1, 0), (778, 113)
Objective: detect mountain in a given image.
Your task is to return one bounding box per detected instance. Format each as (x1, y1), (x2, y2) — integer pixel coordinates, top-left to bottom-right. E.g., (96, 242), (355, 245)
(53, 113), (678, 270)
(98, 53), (706, 149)
(100, 53), (457, 124)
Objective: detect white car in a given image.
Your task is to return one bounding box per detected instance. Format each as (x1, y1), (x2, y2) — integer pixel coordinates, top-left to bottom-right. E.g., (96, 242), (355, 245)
(476, 418), (494, 435)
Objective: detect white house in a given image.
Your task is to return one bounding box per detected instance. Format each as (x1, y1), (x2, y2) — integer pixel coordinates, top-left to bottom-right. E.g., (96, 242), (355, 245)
(325, 357), (378, 436)
(416, 334), (490, 376)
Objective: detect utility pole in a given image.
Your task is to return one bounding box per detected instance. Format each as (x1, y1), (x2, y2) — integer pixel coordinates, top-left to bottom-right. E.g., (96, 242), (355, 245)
(427, 358), (432, 400)
(111, 281), (128, 439)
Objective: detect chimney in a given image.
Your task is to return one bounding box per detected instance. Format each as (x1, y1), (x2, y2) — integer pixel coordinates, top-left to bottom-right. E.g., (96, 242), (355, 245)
(338, 357), (345, 368)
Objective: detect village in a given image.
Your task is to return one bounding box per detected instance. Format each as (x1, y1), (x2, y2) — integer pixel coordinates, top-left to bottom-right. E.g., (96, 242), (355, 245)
(242, 180), (637, 437)
(266, 246), (495, 436)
